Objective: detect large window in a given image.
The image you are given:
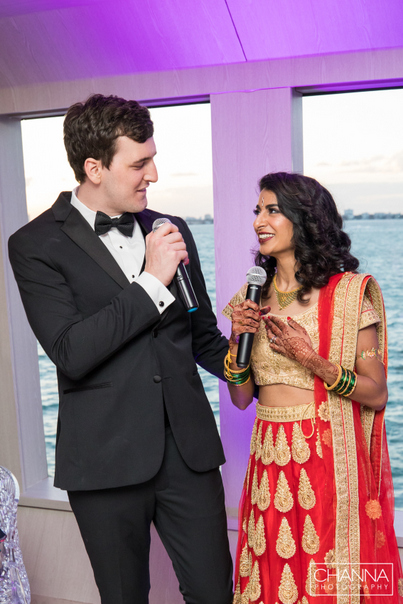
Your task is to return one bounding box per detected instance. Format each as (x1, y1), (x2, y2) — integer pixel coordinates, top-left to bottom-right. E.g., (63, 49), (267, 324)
(303, 88), (403, 508)
(21, 103), (219, 476)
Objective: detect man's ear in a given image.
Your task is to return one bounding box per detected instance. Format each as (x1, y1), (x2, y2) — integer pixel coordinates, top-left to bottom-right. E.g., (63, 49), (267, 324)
(84, 157), (103, 184)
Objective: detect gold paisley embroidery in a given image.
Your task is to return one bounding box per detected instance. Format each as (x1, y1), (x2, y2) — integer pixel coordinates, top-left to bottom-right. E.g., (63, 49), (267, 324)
(274, 471), (294, 513)
(316, 428), (323, 458)
(302, 514), (320, 555)
(306, 559), (317, 596)
(251, 466), (259, 505)
(278, 563), (298, 604)
(321, 428), (332, 447)
(250, 418), (258, 455)
(398, 577), (403, 596)
(365, 498), (382, 519)
(274, 425), (291, 466)
(254, 515), (266, 557)
(248, 508), (256, 548)
(318, 400), (330, 421)
(298, 468), (316, 510)
(324, 548), (336, 568)
(241, 583), (249, 604)
(249, 560), (262, 602)
(255, 421), (263, 461)
(291, 422), (310, 464)
(276, 517), (296, 559)
(301, 598), (309, 604)
(242, 517), (247, 535)
(239, 543), (250, 577)
(261, 424), (275, 465)
(257, 469), (271, 511)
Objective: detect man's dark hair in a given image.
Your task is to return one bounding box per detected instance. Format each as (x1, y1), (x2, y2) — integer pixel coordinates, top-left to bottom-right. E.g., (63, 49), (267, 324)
(63, 94), (154, 183)
(255, 172), (360, 300)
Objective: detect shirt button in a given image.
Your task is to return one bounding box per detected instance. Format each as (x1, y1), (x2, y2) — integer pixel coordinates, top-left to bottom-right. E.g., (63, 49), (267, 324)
(159, 301), (165, 308)
(153, 375), (162, 383)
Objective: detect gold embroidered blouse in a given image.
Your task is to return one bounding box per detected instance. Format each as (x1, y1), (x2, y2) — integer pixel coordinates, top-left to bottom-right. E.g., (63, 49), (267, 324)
(222, 283), (380, 390)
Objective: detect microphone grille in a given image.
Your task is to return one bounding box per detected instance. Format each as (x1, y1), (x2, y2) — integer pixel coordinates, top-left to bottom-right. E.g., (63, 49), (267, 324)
(152, 217), (172, 232)
(246, 266), (267, 286)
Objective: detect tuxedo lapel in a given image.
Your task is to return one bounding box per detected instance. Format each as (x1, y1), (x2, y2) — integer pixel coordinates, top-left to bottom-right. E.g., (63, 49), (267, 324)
(54, 193), (130, 289)
(135, 209), (154, 236)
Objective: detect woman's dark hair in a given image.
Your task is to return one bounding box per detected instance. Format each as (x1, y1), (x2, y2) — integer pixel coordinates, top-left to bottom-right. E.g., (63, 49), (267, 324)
(64, 94), (154, 183)
(255, 172), (359, 300)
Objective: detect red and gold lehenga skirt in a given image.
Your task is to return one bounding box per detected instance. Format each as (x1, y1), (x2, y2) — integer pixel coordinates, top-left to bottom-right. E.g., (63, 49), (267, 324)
(234, 273), (403, 604)
(233, 401), (332, 604)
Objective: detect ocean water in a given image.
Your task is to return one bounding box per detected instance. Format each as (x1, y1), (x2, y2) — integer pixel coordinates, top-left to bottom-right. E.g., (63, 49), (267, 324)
(39, 220), (403, 508)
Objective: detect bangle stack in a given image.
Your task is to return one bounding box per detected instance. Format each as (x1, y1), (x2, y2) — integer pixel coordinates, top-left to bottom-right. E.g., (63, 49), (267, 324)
(224, 349), (250, 386)
(324, 364), (357, 397)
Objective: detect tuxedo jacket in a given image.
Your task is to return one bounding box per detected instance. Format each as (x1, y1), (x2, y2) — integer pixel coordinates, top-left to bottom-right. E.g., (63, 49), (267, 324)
(9, 192), (228, 491)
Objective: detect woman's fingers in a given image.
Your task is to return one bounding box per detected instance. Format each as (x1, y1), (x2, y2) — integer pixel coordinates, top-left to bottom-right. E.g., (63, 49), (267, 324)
(267, 315), (287, 332)
(260, 305), (271, 316)
(286, 316), (307, 335)
(264, 317), (284, 337)
(231, 300), (262, 340)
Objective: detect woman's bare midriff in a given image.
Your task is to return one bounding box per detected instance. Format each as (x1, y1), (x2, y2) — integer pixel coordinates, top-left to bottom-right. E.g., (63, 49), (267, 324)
(258, 383), (314, 407)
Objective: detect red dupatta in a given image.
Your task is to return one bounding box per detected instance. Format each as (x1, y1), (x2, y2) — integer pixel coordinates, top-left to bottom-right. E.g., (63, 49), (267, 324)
(314, 272), (403, 603)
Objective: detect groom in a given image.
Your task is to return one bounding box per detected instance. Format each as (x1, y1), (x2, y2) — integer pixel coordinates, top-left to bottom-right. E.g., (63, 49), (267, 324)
(9, 94), (232, 603)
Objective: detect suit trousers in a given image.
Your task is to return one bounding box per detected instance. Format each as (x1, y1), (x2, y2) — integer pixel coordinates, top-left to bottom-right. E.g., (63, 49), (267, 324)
(68, 426), (233, 604)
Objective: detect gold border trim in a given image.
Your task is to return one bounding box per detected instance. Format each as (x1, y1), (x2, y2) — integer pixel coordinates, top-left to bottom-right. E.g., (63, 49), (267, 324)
(256, 401), (315, 422)
(328, 273), (369, 603)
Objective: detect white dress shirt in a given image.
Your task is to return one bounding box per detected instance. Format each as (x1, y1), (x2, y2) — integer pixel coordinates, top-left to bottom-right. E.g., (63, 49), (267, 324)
(71, 188), (175, 314)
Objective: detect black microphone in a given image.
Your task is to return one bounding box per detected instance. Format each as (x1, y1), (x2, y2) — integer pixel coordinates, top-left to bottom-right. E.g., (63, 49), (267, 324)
(236, 266), (267, 368)
(152, 218), (199, 313)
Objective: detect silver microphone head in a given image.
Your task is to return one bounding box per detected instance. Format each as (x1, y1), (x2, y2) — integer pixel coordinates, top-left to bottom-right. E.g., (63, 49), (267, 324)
(246, 266), (267, 286)
(152, 217), (172, 232)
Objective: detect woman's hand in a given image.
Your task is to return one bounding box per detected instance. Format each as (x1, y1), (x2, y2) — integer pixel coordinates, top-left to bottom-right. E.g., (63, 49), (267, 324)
(227, 300), (269, 411)
(229, 300), (270, 349)
(264, 315), (315, 367)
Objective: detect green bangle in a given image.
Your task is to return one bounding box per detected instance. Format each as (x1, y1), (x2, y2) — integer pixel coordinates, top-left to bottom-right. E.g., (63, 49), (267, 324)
(337, 370), (353, 395)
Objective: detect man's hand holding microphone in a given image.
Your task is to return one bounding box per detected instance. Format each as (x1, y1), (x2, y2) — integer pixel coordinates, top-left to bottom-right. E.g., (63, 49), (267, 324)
(145, 218), (199, 312)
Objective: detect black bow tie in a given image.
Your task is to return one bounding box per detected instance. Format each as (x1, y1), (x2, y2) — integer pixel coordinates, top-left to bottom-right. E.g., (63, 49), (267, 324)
(94, 211), (135, 237)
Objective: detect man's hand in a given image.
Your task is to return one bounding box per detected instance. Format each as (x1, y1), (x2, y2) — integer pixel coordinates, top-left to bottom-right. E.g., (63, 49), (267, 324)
(144, 222), (189, 286)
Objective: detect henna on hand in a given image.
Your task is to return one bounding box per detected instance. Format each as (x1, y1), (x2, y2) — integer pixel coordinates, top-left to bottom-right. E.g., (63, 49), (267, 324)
(264, 315), (338, 381)
(230, 301), (270, 349)
(264, 315), (315, 367)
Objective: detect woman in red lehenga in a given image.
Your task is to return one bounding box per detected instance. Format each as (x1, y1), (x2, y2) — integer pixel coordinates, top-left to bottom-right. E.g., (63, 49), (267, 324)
(223, 172), (403, 604)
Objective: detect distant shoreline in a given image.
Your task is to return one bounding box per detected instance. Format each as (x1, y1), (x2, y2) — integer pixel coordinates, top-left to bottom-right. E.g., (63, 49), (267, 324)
(344, 213), (403, 220)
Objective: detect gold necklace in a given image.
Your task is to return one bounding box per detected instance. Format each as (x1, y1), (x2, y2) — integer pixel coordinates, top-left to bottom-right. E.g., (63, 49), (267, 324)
(272, 274), (302, 310)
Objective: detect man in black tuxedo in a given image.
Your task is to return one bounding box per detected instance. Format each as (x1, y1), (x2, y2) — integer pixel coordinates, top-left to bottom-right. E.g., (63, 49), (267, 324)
(9, 94), (233, 603)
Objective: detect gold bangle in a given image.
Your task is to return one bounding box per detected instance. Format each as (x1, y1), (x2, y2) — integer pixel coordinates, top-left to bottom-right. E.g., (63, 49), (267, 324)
(224, 349), (249, 373)
(324, 364), (342, 391)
